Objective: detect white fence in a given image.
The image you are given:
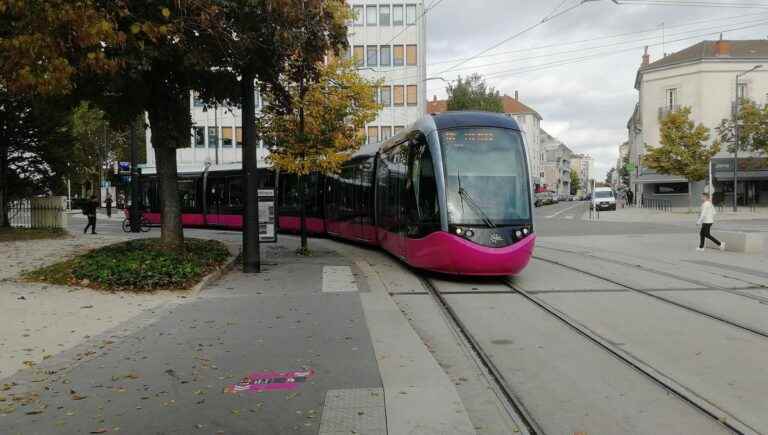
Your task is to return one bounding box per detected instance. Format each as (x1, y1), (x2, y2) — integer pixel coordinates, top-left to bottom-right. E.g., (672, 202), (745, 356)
(8, 196), (67, 229)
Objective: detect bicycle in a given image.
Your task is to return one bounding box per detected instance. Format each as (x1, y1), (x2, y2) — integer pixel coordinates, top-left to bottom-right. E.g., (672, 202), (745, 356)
(122, 215), (152, 233)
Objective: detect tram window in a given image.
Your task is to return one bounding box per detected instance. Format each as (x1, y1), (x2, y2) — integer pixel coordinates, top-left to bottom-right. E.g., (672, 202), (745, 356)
(235, 127), (243, 148)
(393, 45), (404, 66)
(406, 45), (417, 66)
(192, 127), (205, 148)
(178, 179), (198, 212)
(222, 127), (233, 148)
(413, 140), (439, 230)
(228, 178), (244, 208)
(405, 4), (417, 25)
(207, 179), (226, 211)
(392, 5), (404, 26)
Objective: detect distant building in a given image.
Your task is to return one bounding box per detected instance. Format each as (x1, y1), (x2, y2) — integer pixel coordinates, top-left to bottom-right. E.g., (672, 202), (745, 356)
(571, 154), (594, 195)
(541, 129), (574, 198)
(632, 39), (768, 207)
(143, 0), (428, 174)
(427, 92), (544, 190)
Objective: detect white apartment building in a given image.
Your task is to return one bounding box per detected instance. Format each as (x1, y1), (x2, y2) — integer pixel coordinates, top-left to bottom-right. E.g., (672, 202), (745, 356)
(143, 1), (427, 174)
(426, 92), (544, 190)
(571, 154), (594, 195)
(632, 40), (768, 207)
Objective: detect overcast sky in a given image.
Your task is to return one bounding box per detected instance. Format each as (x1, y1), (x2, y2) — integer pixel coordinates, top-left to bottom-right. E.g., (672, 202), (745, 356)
(425, 0), (768, 180)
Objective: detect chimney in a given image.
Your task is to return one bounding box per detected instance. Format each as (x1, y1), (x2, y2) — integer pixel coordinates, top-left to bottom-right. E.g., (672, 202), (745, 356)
(514, 90), (519, 100)
(641, 46), (650, 67)
(715, 33), (732, 57)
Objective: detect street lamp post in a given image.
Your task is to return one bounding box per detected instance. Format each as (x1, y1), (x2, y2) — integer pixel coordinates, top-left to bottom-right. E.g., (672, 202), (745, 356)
(733, 65), (762, 212)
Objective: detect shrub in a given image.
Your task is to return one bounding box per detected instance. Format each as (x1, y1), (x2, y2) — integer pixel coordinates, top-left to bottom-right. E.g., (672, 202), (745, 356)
(25, 238), (230, 291)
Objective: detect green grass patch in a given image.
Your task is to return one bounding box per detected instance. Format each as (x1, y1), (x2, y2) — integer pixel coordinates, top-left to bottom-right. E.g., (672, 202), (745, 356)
(24, 238), (230, 291)
(0, 227), (67, 242)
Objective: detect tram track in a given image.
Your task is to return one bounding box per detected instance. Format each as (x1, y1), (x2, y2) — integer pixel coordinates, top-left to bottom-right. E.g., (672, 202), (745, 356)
(420, 274), (749, 435)
(532, 251), (768, 340)
(419, 276), (542, 435)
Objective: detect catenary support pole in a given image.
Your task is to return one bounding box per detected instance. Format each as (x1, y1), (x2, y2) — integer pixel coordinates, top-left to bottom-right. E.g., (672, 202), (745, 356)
(129, 119), (141, 232)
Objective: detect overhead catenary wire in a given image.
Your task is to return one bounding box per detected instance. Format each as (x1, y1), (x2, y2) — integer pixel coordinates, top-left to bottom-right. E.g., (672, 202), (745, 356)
(382, 0), (447, 46)
(437, 0), (594, 75)
(616, 0), (768, 8)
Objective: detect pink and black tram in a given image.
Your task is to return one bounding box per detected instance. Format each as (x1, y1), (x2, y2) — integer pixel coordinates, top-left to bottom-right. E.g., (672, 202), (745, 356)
(139, 112), (535, 275)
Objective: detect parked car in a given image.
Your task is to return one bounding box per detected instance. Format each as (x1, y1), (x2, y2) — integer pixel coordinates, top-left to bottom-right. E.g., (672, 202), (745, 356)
(534, 192), (546, 207)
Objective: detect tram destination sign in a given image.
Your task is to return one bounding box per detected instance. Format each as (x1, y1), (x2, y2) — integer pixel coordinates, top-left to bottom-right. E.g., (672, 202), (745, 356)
(258, 188), (277, 243)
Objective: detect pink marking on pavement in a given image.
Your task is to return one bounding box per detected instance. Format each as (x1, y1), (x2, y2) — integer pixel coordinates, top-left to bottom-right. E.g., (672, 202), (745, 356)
(224, 369), (315, 394)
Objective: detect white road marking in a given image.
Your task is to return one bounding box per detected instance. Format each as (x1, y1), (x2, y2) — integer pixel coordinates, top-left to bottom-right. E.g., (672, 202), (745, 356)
(322, 266), (359, 293)
(546, 203), (584, 219)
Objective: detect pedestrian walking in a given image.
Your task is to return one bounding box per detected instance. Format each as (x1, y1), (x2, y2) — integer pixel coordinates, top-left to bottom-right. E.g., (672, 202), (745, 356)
(105, 194), (113, 218)
(697, 193), (725, 252)
(626, 189), (634, 207)
(118, 192), (126, 209)
(82, 195), (98, 235)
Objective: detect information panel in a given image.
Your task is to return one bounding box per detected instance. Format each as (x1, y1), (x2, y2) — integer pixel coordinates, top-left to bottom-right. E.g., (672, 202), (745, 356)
(258, 189), (277, 243)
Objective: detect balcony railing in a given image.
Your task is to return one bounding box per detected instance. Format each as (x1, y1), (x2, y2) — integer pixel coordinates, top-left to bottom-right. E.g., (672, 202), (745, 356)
(658, 105), (681, 120)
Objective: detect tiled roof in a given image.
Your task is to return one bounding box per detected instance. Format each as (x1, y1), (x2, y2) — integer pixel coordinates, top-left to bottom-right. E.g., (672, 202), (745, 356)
(643, 40), (768, 71)
(426, 95), (541, 120)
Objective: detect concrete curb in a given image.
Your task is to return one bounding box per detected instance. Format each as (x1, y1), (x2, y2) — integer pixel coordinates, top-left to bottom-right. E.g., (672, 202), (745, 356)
(189, 247), (240, 297)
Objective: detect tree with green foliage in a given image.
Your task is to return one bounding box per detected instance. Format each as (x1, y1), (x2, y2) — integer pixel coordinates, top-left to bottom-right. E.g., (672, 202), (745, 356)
(262, 58), (380, 254)
(716, 98), (768, 155)
(570, 169), (580, 195)
(446, 74), (503, 113)
(644, 107), (720, 211)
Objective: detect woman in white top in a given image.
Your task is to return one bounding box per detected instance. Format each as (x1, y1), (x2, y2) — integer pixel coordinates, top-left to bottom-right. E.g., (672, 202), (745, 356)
(697, 193), (725, 252)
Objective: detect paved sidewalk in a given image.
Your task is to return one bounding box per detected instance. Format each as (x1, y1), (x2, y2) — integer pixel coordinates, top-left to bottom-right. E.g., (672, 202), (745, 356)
(587, 206), (768, 229)
(0, 236), (474, 435)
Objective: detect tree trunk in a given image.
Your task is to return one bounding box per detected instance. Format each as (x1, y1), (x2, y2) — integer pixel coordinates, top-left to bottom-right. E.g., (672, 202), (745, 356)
(299, 174), (308, 252)
(241, 71), (261, 273)
(154, 144), (184, 249)
(0, 143), (9, 228)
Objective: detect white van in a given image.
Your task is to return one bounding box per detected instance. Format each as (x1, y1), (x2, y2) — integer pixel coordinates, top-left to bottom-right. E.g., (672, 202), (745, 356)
(591, 187), (616, 211)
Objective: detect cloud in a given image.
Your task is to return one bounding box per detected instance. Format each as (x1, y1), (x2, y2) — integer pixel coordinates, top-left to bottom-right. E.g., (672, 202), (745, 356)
(425, 0), (768, 179)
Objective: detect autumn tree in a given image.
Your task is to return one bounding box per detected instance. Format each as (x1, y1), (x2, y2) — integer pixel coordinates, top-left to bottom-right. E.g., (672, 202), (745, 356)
(447, 74), (503, 113)
(262, 58), (380, 253)
(643, 107), (720, 211)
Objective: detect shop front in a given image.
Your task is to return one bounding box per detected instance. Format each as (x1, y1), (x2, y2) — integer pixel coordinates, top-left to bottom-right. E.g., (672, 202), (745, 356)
(712, 158), (768, 207)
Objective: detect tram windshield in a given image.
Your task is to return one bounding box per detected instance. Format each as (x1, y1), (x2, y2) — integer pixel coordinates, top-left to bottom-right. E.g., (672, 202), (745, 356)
(440, 127), (531, 226)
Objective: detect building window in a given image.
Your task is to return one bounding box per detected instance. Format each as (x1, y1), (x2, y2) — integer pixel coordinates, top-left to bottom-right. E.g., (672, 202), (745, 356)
(222, 127), (233, 148)
(193, 127), (205, 148)
(392, 5), (403, 25)
(379, 4), (390, 26)
(208, 126), (218, 149)
(393, 85), (405, 106)
(380, 86), (392, 107)
(737, 83), (747, 100)
(352, 5), (364, 26)
(406, 84), (418, 106)
(665, 88), (677, 109)
(380, 45), (391, 66)
(367, 126), (379, 144)
(353, 45), (365, 67)
(653, 183), (689, 195)
(236, 127), (243, 148)
(393, 45), (404, 66)
(406, 4), (417, 25)
(192, 92), (205, 108)
(381, 126), (393, 140)
(366, 5), (377, 26)
(406, 44), (417, 65)
(367, 45), (378, 67)
(394, 125), (405, 134)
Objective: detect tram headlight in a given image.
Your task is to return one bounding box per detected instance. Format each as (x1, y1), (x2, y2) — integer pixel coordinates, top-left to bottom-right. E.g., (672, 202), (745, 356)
(522, 228), (529, 235)
(465, 229), (474, 238)
(515, 230), (523, 239)
(456, 228), (463, 235)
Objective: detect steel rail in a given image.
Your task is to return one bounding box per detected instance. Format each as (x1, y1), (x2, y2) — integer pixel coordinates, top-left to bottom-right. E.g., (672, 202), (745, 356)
(533, 253), (768, 340)
(502, 280), (754, 435)
(419, 276), (541, 435)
